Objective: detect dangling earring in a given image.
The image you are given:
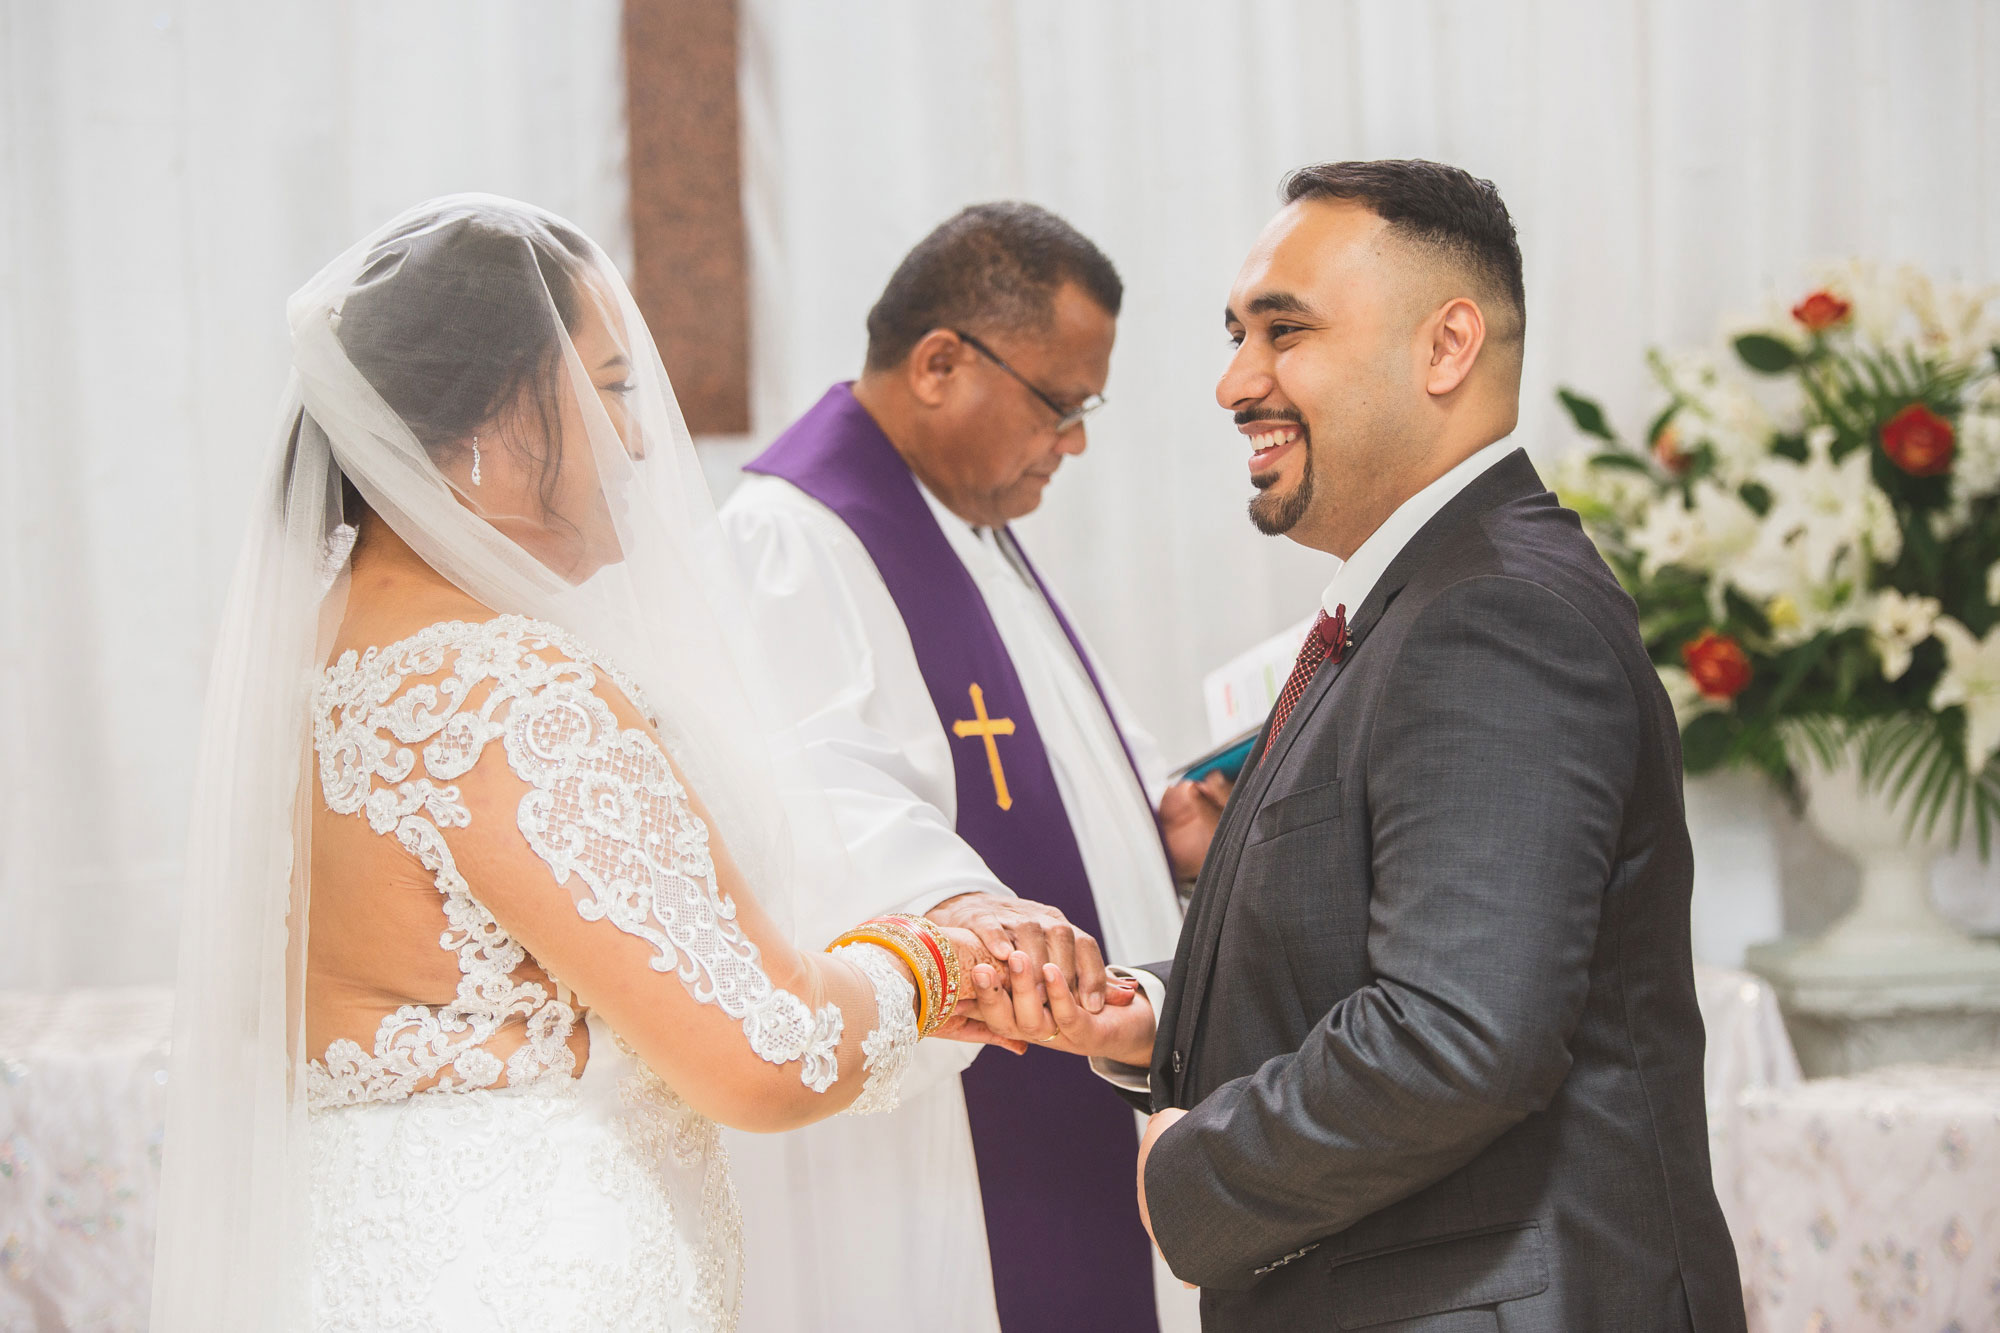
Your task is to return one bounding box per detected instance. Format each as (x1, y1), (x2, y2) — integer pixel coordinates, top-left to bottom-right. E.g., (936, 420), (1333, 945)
(471, 435), (483, 486)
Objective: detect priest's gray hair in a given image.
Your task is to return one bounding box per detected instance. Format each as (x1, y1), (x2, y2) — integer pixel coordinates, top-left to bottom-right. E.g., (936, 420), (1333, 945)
(864, 201), (1122, 371)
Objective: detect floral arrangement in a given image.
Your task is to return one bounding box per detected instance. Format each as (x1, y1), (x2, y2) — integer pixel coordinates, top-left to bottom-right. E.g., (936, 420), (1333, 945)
(1556, 263), (2000, 848)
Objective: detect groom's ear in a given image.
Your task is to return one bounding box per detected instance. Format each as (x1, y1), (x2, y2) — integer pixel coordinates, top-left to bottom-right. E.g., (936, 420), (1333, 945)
(1423, 296), (1488, 398)
(906, 328), (965, 408)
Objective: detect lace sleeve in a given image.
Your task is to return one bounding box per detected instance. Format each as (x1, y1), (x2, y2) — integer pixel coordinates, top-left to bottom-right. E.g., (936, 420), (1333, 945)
(829, 943), (919, 1115)
(471, 623), (848, 1092)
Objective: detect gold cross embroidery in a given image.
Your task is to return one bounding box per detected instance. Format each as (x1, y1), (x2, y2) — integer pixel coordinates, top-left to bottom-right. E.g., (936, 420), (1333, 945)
(951, 683), (1017, 811)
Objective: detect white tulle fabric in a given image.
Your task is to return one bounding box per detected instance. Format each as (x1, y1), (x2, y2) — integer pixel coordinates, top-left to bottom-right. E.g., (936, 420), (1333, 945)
(151, 196), (902, 1331)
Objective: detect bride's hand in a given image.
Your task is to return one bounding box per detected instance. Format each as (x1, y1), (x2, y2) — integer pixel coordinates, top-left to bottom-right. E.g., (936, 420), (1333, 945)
(928, 927), (1030, 1053)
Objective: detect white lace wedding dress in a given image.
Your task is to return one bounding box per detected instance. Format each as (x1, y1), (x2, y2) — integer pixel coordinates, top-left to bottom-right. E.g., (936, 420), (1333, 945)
(304, 616), (914, 1332)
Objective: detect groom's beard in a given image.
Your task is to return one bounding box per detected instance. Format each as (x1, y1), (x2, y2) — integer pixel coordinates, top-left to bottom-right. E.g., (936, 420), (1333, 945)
(1248, 434), (1314, 535)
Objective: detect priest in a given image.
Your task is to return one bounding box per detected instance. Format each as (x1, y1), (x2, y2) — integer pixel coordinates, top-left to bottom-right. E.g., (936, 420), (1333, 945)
(719, 203), (1220, 1333)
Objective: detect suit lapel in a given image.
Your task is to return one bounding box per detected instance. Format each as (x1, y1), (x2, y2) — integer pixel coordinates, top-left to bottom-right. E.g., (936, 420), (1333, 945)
(1162, 449), (1547, 1094)
(1167, 597), (1387, 1068)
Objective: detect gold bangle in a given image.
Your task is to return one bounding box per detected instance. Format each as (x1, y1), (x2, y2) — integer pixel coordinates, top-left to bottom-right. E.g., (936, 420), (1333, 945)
(881, 914), (964, 1018)
(827, 920), (943, 1034)
(858, 916), (956, 1033)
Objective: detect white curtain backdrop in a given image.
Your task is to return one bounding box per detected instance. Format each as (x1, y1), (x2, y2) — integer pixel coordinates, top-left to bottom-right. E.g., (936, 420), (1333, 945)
(6, 0), (1999, 988)
(0, 0), (628, 989)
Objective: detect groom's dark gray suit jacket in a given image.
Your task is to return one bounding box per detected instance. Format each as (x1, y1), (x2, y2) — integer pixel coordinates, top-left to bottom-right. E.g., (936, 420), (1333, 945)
(1132, 450), (1744, 1331)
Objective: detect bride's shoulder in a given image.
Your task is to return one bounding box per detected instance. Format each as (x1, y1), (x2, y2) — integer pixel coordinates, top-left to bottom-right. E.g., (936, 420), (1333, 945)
(312, 608), (661, 814)
(317, 596), (654, 735)
(320, 612), (611, 701)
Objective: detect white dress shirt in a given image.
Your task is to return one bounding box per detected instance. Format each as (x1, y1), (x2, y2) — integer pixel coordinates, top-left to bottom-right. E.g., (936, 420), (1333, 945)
(718, 470), (1196, 1333)
(1319, 438), (1517, 620)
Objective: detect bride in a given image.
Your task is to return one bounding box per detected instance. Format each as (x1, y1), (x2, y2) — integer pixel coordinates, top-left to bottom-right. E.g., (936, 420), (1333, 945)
(149, 196), (1008, 1330)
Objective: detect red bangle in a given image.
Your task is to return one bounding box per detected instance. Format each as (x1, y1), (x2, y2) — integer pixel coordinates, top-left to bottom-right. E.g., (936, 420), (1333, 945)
(866, 915), (959, 1016)
(863, 917), (947, 983)
(910, 929), (950, 1005)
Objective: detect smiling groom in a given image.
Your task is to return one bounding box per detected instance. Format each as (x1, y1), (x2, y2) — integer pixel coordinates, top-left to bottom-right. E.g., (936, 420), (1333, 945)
(978, 161), (1746, 1331)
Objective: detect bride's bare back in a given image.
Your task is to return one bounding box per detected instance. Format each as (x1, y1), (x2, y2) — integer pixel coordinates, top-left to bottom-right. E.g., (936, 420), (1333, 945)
(305, 520), (935, 1126)
(305, 530), (590, 1093)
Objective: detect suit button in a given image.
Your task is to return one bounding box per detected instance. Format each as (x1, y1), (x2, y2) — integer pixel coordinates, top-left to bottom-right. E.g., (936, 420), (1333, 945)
(1171, 1050), (1183, 1075)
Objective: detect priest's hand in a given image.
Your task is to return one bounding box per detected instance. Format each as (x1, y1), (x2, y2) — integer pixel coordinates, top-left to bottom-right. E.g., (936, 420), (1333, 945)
(1160, 772), (1232, 880)
(924, 891), (1109, 1012)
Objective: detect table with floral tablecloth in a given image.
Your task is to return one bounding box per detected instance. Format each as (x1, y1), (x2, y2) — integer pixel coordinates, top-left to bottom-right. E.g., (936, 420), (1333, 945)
(0, 988), (172, 1332)
(1734, 1062), (2000, 1332)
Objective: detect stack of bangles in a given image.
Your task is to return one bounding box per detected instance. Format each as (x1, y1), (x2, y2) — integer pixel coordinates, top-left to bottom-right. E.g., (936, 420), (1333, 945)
(826, 913), (965, 1038)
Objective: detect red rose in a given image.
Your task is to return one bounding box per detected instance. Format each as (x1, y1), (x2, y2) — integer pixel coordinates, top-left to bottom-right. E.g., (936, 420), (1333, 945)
(1652, 423), (1691, 475)
(1880, 403), (1955, 477)
(1791, 289), (1851, 332)
(1682, 630), (1753, 701)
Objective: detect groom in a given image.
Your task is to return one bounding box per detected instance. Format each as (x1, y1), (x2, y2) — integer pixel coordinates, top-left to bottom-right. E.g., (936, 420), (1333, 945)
(976, 160), (1746, 1330)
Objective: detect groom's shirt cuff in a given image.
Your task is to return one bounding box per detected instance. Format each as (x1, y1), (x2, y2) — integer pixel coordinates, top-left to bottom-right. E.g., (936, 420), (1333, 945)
(1089, 965), (1164, 1093)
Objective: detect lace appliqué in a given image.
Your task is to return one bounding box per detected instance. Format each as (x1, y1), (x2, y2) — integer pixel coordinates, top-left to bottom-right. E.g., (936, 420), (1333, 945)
(498, 629), (843, 1092)
(308, 614), (841, 1108)
(830, 943), (917, 1116)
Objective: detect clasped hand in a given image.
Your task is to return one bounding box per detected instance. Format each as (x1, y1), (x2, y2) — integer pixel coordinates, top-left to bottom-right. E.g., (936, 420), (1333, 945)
(921, 890), (1155, 1065)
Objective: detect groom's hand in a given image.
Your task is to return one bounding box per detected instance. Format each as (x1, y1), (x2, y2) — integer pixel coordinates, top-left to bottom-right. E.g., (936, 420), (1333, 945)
(1138, 1106), (1190, 1281)
(924, 891), (1108, 1012)
(952, 955), (1155, 1064)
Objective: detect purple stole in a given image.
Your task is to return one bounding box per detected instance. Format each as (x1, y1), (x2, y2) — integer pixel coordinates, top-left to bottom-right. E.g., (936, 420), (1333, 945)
(747, 384), (1161, 1332)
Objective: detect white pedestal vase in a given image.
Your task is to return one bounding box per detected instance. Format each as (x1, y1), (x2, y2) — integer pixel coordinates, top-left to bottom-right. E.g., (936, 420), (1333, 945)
(1747, 735), (2000, 1076)
(1684, 771), (1784, 968)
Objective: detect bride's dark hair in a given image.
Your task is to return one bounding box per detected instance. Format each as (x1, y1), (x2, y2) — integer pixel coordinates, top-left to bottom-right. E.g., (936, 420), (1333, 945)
(325, 209), (595, 521)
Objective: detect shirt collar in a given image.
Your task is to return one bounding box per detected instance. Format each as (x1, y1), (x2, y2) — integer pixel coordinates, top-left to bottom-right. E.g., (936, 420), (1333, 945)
(1321, 438), (1516, 619)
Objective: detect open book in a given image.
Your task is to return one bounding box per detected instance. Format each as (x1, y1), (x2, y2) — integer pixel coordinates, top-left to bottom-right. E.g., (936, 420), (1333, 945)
(1173, 614), (1314, 784)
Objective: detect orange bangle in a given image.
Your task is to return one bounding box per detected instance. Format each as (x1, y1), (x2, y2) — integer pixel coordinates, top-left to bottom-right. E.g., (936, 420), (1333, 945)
(828, 919), (943, 1034)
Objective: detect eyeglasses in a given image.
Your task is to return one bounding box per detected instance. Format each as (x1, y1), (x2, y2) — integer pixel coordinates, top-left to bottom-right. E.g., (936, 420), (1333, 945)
(953, 330), (1106, 435)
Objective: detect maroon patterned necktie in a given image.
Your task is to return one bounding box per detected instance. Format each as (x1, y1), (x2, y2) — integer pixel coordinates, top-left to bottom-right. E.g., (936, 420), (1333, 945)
(1261, 604), (1348, 764)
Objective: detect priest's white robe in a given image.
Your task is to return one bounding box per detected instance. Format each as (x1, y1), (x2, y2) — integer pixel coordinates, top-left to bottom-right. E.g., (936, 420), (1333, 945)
(719, 471), (1197, 1333)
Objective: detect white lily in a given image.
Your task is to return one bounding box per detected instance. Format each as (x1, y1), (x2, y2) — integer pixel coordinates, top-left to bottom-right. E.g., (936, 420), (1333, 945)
(1953, 381), (2000, 505)
(1904, 271), (2000, 369)
(1689, 480), (1760, 561)
(1630, 495), (1707, 579)
(1654, 350), (1777, 486)
(1627, 476), (1762, 585)
(1553, 451), (1655, 531)
(1731, 531), (1868, 647)
(1816, 260), (1923, 349)
(1931, 617), (2000, 770)
(1867, 589), (1941, 682)
(1752, 426), (1901, 581)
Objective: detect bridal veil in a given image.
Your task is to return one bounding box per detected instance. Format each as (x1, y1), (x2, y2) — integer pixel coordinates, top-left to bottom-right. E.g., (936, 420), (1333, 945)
(150, 195), (849, 1329)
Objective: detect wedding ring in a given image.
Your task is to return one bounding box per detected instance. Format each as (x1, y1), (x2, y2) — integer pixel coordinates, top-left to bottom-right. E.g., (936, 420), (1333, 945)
(1035, 1032), (1059, 1042)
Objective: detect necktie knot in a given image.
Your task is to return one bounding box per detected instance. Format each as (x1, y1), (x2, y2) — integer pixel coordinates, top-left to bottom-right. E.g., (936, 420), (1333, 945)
(1261, 604), (1347, 767)
(1314, 604), (1349, 665)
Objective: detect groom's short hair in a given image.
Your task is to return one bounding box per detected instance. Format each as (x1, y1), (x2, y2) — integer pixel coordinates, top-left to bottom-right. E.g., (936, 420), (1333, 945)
(1282, 160), (1525, 345)
(865, 203), (1123, 372)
